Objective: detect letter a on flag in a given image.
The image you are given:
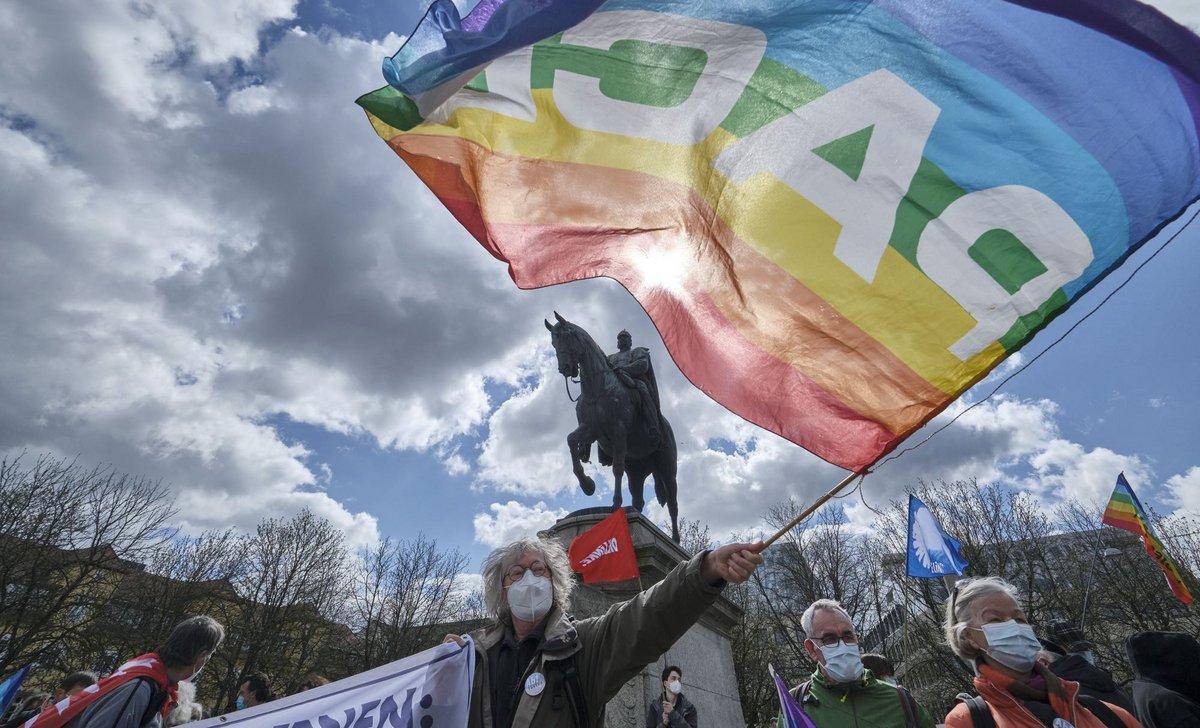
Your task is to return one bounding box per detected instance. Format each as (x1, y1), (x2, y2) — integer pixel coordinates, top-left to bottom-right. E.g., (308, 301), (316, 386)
(569, 509), (639, 584)
(907, 495), (968, 578)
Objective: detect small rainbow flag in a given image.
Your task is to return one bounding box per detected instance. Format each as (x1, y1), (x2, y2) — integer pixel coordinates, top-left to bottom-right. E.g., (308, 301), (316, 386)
(1102, 473), (1193, 605)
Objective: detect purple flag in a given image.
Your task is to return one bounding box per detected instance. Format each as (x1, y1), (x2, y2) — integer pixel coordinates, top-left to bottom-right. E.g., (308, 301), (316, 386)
(771, 665), (818, 728)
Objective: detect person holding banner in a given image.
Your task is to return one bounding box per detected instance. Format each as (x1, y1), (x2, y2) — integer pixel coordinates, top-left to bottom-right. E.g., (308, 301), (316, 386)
(943, 577), (1140, 728)
(445, 535), (761, 728)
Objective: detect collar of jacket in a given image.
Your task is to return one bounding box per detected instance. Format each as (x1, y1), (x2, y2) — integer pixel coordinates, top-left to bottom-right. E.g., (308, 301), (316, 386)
(974, 661), (1082, 723)
(808, 669), (876, 704)
(474, 606), (583, 660)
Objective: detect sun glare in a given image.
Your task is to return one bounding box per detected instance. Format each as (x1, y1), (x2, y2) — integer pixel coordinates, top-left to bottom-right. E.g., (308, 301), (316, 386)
(628, 239), (694, 297)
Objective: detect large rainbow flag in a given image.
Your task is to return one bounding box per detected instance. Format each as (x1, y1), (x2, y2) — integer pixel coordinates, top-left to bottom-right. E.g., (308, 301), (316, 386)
(1102, 473), (1193, 605)
(359, 0), (1200, 472)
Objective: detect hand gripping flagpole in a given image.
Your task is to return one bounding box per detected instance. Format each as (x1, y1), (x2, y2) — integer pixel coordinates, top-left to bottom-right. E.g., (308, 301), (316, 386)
(761, 471), (864, 547)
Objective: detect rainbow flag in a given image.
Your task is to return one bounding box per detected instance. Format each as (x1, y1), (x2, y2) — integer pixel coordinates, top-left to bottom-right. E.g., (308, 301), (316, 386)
(359, 1), (1200, 471)
(1102, 473), (1194, 605)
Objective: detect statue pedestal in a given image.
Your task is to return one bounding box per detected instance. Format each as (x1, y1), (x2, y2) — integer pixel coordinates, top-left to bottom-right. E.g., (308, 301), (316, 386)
(542, 507), (746, 728)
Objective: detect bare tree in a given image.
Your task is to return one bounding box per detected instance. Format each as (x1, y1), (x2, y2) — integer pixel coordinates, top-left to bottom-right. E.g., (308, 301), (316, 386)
(0, 454), (176, 676)
(349, 534), (471, 670)
(213, 509), (350, 710)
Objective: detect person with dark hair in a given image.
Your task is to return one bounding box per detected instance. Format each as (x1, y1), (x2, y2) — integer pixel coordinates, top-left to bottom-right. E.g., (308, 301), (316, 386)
(860, 654), (896, 686)
(645, 665), (697, 728)
(23, 615), (224, 728)
(54, 673), (97, 702)
(3, 694), (52, 728)
(1036, 639), (1136, 715)
(287, 674), (330, 696)
(236, 673), (274, 710)
(1125, 631), (1200, 727)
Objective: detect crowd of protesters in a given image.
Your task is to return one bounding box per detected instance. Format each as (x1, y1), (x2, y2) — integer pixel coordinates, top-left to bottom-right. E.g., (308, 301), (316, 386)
(1, 540), (1197, 728)
(774, 576), (1198, 728)
(0, 615), (334, 728)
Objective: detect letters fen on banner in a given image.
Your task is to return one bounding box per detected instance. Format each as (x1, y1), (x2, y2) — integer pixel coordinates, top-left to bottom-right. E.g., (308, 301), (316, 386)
(359, 2), (1200, 472)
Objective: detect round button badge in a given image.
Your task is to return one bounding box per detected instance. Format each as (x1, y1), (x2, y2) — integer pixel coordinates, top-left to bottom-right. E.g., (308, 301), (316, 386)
(525, 672), (546, 696)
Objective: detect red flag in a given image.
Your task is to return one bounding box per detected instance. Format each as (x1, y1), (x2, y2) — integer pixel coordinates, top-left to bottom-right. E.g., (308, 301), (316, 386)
(568, 509), (639, 584)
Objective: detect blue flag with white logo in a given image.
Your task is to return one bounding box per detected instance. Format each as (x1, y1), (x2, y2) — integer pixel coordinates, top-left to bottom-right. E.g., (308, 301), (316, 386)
(0, 664), (31, 716)
(907, 495), (968, 577)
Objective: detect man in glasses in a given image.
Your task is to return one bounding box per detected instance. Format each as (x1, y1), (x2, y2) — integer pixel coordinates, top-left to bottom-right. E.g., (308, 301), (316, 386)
(445, 534), (763, 728)
(783, 599), (935, 728)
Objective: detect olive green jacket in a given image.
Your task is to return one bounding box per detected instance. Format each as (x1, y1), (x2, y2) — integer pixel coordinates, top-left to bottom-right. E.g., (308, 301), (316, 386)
(466, 551), (723, 728)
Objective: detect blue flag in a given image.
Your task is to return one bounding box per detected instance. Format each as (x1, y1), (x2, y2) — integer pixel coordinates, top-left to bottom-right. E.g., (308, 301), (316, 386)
(907, 495), (968, 577)
(0, 665), (31, 716)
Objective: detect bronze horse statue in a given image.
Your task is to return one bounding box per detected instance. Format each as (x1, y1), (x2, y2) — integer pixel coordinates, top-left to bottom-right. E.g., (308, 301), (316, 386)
(545, 313), (680, 542)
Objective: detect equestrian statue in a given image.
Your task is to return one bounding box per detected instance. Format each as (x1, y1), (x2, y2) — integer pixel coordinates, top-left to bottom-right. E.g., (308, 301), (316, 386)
(545, 312), (680, 543)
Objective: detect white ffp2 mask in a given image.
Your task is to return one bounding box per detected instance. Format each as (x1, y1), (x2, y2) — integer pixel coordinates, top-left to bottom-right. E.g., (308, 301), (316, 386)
(507, 570), (553, 622)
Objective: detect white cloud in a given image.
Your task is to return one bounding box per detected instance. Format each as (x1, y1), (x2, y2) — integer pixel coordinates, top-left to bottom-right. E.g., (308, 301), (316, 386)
(0, 0), (558, 547)
(1145, 0), (1200, 32)
(1, 0), (1196, 563)
(472, 501), (568, 549)
(1165, 467), (1200, 515)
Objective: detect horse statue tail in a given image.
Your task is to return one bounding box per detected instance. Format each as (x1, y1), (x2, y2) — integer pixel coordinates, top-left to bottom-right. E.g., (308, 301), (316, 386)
(653, 418), (677, 507)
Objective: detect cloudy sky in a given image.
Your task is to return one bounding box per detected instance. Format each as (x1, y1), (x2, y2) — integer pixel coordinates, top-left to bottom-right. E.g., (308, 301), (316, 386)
(1, 0), (1197, 570)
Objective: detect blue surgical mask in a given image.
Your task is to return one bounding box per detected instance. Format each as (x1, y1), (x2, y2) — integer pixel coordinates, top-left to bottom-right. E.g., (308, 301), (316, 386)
(979, 620), (1041, 673)
(818, 641), (864, 683)
(235, 695), (246, 710)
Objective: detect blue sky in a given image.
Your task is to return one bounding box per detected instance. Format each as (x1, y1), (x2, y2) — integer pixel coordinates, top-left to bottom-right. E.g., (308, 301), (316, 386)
(0, 0), (1197, 573)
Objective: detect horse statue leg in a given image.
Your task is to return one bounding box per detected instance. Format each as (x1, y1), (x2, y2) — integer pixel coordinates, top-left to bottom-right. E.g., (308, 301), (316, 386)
(609, 431), (627, 510)
(567, 428), (595, 496)
(626, 468), (647, 513)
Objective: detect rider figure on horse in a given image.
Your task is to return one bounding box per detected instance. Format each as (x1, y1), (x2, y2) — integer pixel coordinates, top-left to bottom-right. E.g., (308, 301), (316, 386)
(607, 330), (662, 444)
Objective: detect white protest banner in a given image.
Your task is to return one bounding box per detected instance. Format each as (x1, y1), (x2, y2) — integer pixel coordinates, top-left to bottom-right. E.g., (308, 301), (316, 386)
(192, 637), (473, 728)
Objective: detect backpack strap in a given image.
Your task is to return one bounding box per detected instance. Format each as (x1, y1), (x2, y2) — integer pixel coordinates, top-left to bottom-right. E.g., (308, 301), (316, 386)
(789, 679), (813, 705)
(895, 686), (918, 728)
(141, 682), (171, 727)
(558, 655), (589, 728)
(1077, 695), (1125, 728)
(955, 693), (996, 728)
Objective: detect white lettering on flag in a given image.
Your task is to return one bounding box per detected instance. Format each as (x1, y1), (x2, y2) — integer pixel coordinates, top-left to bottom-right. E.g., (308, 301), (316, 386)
(580, 537), (619, 567)
(188, 638), (474, 728)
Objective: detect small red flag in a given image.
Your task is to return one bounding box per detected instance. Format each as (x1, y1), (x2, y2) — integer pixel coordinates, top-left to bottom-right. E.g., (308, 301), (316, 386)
(568, 509), (640, 584)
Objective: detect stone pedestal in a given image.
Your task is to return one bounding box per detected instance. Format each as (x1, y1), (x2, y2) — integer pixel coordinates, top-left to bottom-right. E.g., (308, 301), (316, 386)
(542, 507), (746, 728)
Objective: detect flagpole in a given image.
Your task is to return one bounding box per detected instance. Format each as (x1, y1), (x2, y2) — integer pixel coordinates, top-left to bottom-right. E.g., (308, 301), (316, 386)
(902, 575), (910, 668)
(762, 471), (862, 547)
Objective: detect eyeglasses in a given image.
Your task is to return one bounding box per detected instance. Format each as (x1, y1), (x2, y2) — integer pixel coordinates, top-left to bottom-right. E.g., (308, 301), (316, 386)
(504, 560), (550, 585)
(948, 577), (976, 621)
(812, 631), (859, 647)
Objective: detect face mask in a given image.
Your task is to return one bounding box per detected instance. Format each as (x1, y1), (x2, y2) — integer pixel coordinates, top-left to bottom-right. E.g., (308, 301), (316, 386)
(881, 677), (898, 686)
(979, 620), (1041, 673)
(507, 570), (553, 622)
(818, 641), (864, 683)
(235, 695), (246, 710)
(667, 680), (682, 695)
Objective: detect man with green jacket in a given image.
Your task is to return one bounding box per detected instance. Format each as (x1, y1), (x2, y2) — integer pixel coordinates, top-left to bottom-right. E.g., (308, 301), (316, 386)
(781, 599), (937, 728)
(445, 534), (762, 728)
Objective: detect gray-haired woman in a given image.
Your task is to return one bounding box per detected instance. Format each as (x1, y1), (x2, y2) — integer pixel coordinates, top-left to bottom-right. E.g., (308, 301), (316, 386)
(942, 576), (1139, 728)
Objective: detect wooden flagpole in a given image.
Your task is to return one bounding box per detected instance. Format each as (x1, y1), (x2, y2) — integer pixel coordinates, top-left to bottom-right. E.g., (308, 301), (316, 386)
(761, 471), (863, 547)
